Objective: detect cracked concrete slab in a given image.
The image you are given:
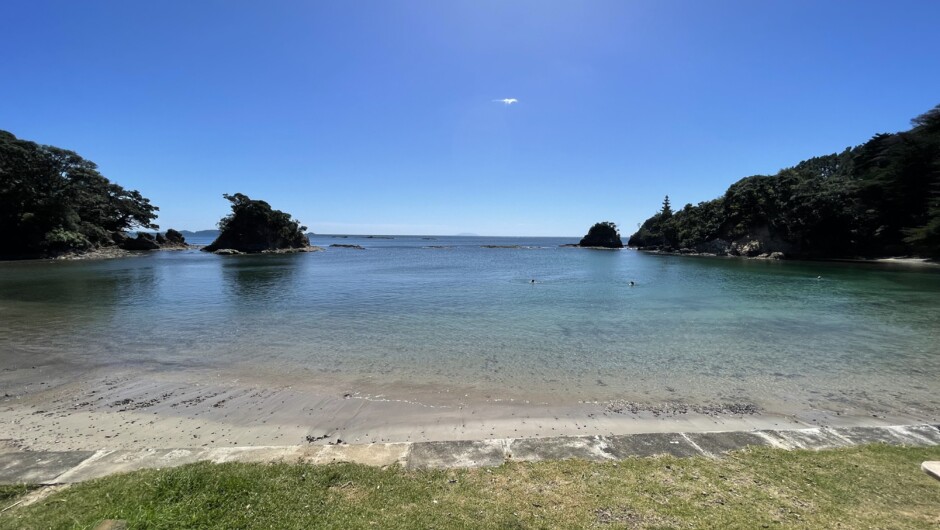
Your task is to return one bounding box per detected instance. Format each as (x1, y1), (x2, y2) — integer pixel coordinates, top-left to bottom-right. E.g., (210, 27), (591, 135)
(508, 436), (612, 462)
(0, 451), (94, 484)
(53, 449), (211, 484)
(1, 424), (939, 484)
(755, 427), (854, 450)
(832, 426), (932, 446)
(684, 431), (771, 455)
(304, 443), (409, 466)
(602, 432), (702, 458)
(205, 446), (304, 464)
(406, 439), (507, 469)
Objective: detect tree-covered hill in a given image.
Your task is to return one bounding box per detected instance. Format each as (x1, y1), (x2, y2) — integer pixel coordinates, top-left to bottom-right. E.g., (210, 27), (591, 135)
(579, 221), (624, 248)
(629, 105), (940, 258)
(0, 131), (159, 258)
(203, 193), (310, 253)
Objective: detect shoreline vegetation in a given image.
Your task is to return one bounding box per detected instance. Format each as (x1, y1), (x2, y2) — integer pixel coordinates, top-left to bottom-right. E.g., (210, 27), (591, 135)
(627, 105), (940, 261)
(3, 103), (938, 262)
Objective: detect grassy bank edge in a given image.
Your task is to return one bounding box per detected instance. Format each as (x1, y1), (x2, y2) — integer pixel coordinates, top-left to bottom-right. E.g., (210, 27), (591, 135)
(2, 444), (939, 529)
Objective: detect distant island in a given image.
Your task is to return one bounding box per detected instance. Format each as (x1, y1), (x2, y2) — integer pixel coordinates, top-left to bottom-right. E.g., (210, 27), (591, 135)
(179, 229), (221, 239)
(578, 221), (624, 248)
(628, 104), (940, 259)
(203, 193), (318, 254)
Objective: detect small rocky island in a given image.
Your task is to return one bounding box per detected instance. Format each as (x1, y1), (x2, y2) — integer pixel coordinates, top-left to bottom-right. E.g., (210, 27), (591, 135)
(203, 193), (320, 254)
(579, 221), (624, 248)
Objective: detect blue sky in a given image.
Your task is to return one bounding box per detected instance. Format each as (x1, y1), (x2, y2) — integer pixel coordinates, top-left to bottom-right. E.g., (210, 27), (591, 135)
(2, 1), (939, 236)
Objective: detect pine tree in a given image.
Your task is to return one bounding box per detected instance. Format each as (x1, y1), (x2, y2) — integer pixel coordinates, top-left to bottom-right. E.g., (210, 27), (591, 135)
(661, 195), (673, 218)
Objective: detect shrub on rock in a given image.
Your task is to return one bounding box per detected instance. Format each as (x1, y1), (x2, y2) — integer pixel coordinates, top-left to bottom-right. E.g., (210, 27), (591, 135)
(579, 221), (624, 248)
(204, 193), (309, 253)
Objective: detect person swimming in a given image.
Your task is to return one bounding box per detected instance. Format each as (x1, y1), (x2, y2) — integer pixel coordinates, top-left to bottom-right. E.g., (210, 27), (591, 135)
(530, 279), (536, 284)
(629, 281), (635, 286)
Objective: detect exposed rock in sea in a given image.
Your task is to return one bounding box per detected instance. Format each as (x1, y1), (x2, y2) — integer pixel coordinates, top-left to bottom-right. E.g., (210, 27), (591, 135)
(160, 228), (188, 248)
(694, 239), (731, 256)
(120, 232), (160, 251)
(579, 222), (624, 248)
(731, 239), (764, 257)
(330, 244), (365, 249)
(111, 231), (129, 246)
(203, 193), (310, 253)
(213, 248), (243, 255)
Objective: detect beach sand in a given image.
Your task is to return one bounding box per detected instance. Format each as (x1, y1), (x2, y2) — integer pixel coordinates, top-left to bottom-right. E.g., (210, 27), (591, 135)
(3, 360), (936, 452)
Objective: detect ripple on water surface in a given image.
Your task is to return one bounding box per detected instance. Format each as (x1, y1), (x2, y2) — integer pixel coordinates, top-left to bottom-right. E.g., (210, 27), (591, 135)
(1, 236), (938, 417)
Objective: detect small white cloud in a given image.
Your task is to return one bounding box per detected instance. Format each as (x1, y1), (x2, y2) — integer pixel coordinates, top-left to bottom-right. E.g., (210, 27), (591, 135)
(493, 98), (518, 105)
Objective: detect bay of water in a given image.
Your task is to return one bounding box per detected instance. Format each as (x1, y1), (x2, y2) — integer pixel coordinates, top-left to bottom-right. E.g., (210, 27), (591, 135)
(1, 235), (938, 414)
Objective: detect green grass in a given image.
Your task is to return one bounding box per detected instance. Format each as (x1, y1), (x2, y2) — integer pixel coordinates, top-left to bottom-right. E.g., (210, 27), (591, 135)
(2, 444), (939, 529)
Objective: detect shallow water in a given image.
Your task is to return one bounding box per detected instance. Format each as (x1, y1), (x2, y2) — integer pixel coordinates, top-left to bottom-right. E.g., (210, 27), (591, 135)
(1, 235), (938, 416)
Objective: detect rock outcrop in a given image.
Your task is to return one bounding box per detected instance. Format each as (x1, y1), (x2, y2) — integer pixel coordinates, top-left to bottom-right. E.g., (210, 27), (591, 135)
(579, 222), (624, 248)
(120, 232), (160, 251)
(203, 193), (311, 253)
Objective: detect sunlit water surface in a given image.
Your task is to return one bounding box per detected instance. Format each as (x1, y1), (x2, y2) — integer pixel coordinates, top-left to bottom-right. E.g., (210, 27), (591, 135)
(1, 235), (938, 414)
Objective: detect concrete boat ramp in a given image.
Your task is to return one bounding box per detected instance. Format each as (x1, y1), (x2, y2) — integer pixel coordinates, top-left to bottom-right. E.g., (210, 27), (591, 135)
(2, 423), (939, 485)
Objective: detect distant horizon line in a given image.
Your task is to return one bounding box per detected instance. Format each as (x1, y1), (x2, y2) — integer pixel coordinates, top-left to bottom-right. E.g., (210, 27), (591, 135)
(138, 229), (583, 239)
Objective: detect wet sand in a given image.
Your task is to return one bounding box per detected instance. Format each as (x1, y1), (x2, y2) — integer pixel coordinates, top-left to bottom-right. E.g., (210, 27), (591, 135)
(2, 361), (936, 452)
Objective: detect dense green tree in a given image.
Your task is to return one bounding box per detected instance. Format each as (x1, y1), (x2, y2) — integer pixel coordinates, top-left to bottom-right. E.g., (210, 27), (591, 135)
(628, 104), (940, 258)
(661, 195), (673, 218)
(579, 221), (624, 248)
(0, 130), (158, 258)
(204, 193), (309, 252)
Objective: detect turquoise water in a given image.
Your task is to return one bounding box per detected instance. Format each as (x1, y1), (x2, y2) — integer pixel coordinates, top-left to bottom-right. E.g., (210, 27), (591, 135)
(1, 235), (938, 413)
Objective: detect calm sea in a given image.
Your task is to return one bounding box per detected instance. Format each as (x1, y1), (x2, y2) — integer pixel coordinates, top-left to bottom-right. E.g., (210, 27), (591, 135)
(1, 235), (938, 414)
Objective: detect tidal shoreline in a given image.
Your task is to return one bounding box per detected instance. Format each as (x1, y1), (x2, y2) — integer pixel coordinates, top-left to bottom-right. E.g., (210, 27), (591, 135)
(2, 361), (936, 453)
(634, 247), (939, 267)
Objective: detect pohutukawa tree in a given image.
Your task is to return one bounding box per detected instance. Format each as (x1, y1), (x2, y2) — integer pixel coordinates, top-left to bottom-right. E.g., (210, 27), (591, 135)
(0, 130), (158, 258)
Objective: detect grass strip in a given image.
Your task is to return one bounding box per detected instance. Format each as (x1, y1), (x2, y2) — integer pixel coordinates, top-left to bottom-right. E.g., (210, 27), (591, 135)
(2, 444), (938, 529)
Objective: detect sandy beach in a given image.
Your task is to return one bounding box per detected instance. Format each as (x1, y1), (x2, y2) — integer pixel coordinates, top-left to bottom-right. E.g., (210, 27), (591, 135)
(3, 359), (937, 452)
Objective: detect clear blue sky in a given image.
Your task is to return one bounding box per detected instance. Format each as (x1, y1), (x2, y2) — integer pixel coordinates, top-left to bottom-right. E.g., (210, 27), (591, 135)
(2, 1), (939, 236)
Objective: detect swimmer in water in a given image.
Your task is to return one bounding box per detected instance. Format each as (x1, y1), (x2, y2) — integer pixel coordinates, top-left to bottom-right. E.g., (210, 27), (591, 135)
(629, 281), (636, 286)
(530, 279), (536, 284)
